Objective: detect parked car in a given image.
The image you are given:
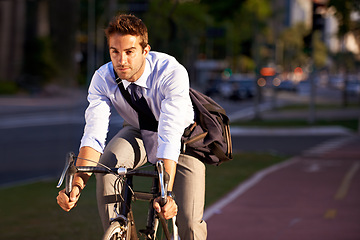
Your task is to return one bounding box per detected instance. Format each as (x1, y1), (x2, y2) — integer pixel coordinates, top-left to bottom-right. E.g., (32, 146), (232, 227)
(276, 80), (297, 92)
(346, 80), (360, 96)
(297, 80), (311, 95)
(221, 76), (255, 100)
(205, 74), (256, 101)
(205, 79), (221, 97)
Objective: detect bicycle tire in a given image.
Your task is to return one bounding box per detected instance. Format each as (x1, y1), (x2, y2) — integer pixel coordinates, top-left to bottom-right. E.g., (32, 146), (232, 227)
(102, 221), (131, 240)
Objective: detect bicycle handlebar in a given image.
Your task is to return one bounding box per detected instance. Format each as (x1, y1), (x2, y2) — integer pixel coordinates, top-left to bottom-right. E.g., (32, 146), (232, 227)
(57, 152), (170, 200)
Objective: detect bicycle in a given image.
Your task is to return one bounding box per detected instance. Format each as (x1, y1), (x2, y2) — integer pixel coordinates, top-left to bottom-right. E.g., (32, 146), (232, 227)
(57, 152), (179, 240)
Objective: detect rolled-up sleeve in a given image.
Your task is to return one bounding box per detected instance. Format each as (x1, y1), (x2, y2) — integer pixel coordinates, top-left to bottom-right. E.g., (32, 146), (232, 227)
(80, 72), (112, 154)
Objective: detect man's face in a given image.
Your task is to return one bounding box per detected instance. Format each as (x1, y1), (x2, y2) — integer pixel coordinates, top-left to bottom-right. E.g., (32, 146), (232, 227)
(109, 33), (150, 82)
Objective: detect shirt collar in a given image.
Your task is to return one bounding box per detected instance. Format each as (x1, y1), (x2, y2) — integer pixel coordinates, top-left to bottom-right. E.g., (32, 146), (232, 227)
(121, 59), (151, 90)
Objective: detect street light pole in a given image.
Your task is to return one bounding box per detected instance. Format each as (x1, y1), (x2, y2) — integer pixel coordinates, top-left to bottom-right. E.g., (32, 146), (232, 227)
(87, 0), (96, 86)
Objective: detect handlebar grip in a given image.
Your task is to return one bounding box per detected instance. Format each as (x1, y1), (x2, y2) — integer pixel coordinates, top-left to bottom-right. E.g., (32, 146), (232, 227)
(65, 173), (74, 196)
(156, 160), (168, 207)
(159, 171), (170, 207)
(160, 194), (167, 207)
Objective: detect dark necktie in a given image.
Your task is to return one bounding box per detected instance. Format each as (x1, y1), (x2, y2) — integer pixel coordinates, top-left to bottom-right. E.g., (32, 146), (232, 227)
(127, 83), (159, 163)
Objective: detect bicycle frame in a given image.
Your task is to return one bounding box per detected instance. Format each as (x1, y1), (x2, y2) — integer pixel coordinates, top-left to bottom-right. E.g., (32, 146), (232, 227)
(57, 152), (177, 240)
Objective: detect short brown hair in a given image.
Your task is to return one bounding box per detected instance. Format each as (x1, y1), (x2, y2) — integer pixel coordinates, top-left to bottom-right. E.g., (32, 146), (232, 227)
(105, 14), (148, 50)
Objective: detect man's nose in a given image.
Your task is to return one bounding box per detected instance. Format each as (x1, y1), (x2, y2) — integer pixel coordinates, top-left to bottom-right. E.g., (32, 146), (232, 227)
(119, 53), (127, 65)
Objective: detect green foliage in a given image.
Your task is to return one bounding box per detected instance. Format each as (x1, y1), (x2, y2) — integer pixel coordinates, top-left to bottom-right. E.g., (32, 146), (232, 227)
(243, 0), (272, 20)
(201, 0), (245, 21)
(237, 55), (256, 73)
(279, 23), (310, 71)
(219, 0), (273, 71)
(0, 81), (18, 95)
(144, 0), (211, 62)
(0, 179), (103, 240)
(312, 31), (328, 68)
(143, 0), (274, 67)
(22, 36), (57, 84)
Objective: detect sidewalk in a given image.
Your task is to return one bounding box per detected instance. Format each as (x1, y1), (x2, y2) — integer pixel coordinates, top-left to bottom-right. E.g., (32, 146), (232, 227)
(205, 135), (360, 240)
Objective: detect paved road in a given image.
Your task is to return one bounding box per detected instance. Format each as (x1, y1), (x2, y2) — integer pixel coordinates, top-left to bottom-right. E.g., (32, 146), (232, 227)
(0, 91), (258, 186)
(205, 135), (360, 239)
(0, 119), (123, 187)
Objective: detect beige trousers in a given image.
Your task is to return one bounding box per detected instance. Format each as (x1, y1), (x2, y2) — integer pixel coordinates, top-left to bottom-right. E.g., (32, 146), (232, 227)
(95, 124), (207, 240)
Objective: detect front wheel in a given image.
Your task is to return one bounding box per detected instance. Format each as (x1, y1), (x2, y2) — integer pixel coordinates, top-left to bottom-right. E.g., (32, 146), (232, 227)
(102, 221), (131, 240)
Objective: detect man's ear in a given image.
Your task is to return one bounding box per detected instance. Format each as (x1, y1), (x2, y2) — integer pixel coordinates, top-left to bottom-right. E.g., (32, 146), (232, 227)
(143, 44), (151, 56)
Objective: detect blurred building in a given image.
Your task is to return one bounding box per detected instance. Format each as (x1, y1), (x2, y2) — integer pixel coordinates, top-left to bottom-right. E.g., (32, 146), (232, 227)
(288, 0), (359, 55)
(271, 0), (359, 56)
(325, 8), (360, 55)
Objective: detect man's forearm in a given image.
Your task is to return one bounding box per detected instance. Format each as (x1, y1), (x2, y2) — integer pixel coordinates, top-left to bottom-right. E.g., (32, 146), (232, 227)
(73, 146), (102, 189)
(159, 158), (177, 191)
(77, 146), (101, 166)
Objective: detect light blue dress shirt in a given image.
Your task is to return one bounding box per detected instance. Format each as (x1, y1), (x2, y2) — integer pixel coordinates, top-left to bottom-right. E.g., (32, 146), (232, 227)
(80, 51), (194, 163)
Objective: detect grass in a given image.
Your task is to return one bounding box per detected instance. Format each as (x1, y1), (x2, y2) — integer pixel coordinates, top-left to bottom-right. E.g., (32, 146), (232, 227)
(273, 103), (359, 110)
(232, 119), (359, 131)
(0, 81), (18, 95)
(0, 152), (287, 240)
(230, 103), (359, 131)
(0, 179), (103, 240)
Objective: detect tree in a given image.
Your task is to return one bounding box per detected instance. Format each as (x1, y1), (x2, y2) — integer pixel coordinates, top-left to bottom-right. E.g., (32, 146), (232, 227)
(144, 0), (212, 82)
(144, 0), (211, 61)
(212, 0), (272, 72)
(328, 0), (360, 106)
(279, 23), (310, 72)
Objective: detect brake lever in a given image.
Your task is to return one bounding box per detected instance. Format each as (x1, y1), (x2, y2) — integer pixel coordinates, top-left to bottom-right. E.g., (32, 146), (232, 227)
(56, 152), (76, 196)
(57, 153), (72, 188)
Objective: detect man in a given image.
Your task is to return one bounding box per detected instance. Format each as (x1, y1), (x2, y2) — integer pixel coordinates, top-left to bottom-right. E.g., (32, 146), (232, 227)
(57, 14), (207, 240)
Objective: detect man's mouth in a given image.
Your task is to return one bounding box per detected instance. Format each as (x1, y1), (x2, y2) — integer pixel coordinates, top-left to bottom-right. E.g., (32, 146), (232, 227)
(115, 66), (130, 72)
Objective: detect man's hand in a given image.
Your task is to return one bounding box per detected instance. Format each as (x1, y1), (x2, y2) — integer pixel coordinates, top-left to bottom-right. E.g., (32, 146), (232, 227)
(56, 146), (100, 212)
(56, 185), (81, 212)
(153, 196), (178, 220)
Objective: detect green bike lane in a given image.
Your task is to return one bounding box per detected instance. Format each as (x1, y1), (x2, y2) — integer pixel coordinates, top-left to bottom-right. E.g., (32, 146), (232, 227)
(205, 135), (360, 239)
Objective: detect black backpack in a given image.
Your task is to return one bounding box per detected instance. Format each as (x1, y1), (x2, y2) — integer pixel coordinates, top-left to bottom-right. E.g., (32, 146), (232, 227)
(116, 77), (233, 166)
(181, 88), (233, 165)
